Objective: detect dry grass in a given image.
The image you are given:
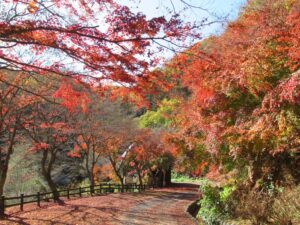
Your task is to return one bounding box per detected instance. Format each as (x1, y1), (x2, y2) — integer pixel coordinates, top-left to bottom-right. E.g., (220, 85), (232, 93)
(270, 186), (300, 224)
(225, 184), (300, 225)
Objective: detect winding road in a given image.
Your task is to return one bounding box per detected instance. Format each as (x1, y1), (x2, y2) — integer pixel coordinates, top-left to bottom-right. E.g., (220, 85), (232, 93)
(0, 183), (200, 225)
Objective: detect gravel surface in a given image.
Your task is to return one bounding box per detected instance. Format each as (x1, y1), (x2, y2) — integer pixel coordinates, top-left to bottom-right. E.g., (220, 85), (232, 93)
(0, 183), (200, 225)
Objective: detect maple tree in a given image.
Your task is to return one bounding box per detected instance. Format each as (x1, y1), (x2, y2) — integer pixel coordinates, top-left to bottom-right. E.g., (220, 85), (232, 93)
(103, 120), (138, 189)
(0, 4), (298, 220)
(126, 130), (166, 186)
(93, 164), (113, 183)
(68, 96), (121, 189)
(0, 70), (60, 197)
(0, 0), (200, 100)
(22, 101), (71, 200)
(0, 71), (29, 196)
(13, 74), (76, 199)
(0, 0), (211, 196)
(67, 95), (142, 188)
(162, 0), (300, 186)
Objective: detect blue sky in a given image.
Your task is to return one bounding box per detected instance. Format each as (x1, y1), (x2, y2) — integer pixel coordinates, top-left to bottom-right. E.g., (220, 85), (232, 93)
(114, 0), (247, 61)
(118, 0), (247, 37)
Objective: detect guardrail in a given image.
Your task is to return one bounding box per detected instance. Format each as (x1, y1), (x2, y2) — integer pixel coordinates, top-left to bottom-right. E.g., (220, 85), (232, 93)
(0, 183), (149, 218)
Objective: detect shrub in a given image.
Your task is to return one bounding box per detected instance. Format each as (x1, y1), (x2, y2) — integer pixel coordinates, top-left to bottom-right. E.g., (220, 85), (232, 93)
(197, 182), (236, 224)
(171, 172), (204, 183)
(220, 185), (236, 202)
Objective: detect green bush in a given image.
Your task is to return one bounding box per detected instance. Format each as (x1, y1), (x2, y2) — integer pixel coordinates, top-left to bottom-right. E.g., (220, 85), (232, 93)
(171, 172), (204, 183)
(220, 185), (236, 202)
(197, 183), (236, 224)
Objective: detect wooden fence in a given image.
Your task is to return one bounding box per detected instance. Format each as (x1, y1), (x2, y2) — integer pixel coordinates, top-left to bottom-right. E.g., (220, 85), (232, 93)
(0, 183), (148, 217)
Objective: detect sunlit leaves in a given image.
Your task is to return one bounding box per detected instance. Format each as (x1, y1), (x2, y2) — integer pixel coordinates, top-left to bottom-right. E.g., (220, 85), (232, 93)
(1, 0), (199, 108)
(163, 0), (300, 178)
(52, 80), (90, 112)
(28, 0), (38, 14)
(139, 99), (179, 128)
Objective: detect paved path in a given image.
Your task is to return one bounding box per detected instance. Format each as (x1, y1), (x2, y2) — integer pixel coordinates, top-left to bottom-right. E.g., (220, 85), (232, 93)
(0, 183), (200, 225)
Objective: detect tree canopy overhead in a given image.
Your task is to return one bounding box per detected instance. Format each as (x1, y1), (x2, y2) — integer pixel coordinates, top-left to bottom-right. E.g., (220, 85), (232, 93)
(0, 0), (201, 86)
(0, 1), (299, 223)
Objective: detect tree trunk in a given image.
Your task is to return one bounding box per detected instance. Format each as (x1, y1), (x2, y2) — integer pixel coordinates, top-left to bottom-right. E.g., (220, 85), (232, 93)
(147, 168), (156, 188)
(162, 169), (166, 187)
(90, 151), (96, 193)
(85, 148), (97, 193)
(165, 168), (172, 186)
(247, 159), (266, 190)
(109, 157), (124, 191)
(138, 175), (143, 186)
(136, 168), (143, 186)
(0, 124), (17, 196)
(90, 164), (95, 193)
(41, 150), (59, 201)
(117, 173), (124, 191)
(44, 171), (59, 200)
(0, 165), (8, 196)
(85, 153), (93, 185)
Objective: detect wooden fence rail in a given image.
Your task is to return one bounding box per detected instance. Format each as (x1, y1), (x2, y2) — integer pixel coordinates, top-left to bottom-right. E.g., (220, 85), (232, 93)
(0, 183), (148, 218)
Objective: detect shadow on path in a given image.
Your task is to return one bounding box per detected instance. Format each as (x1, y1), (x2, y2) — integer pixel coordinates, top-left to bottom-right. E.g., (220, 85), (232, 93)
(0, 183), (200, 225)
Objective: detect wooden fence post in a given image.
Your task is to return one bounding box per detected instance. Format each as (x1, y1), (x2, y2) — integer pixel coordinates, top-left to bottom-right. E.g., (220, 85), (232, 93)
(20, 194), (24, 211)
(90, 185), (94, 195)
(0, 182), (150, 217)
(0, 196), (5, 219)
(37, 192), (40, 207)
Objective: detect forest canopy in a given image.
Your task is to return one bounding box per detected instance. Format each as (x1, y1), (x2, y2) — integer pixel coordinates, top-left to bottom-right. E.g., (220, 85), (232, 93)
(0, 0), (299, 224)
